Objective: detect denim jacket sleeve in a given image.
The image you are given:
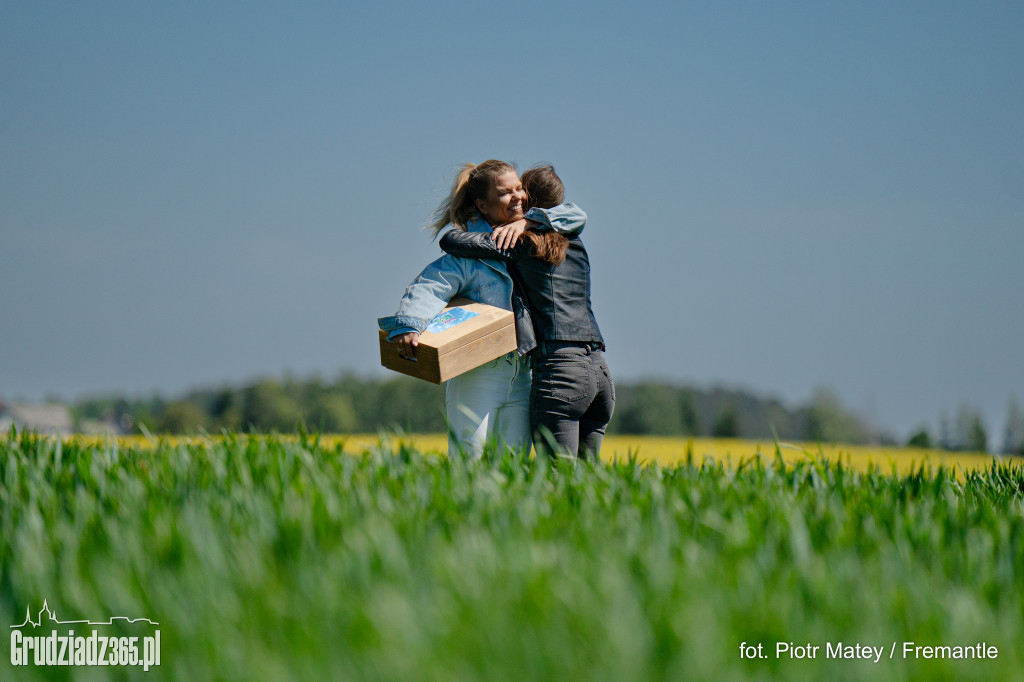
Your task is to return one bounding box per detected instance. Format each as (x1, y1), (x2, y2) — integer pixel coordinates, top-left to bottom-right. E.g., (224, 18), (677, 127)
(377, 254), (467, 339)
(525, 203), (587, 235)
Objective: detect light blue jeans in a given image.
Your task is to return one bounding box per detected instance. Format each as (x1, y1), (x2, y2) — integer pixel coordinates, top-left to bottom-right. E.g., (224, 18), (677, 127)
(445, 353), (531, 459)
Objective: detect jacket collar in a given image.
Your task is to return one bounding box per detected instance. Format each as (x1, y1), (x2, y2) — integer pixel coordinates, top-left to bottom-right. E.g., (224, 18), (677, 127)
(467, 217), (492, 234)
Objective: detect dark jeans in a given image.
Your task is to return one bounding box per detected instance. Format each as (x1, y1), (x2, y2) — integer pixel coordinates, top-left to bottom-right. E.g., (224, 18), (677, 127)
(529, 343), (615, 460)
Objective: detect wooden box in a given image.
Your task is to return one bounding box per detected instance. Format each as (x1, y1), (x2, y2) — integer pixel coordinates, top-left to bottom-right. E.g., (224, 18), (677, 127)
(379, 298), (517, 384)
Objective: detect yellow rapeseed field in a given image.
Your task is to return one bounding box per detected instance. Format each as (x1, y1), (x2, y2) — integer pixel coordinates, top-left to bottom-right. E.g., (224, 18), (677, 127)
(333, 434), (1002, 474)
(62, 433), (1009, 475)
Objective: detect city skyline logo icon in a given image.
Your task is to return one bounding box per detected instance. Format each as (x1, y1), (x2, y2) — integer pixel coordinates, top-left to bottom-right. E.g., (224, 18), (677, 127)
(11, 599), (159, 629)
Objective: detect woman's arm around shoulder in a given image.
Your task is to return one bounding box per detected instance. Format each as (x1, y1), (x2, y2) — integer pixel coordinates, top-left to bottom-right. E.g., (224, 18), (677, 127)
(438, 229), (520, 262)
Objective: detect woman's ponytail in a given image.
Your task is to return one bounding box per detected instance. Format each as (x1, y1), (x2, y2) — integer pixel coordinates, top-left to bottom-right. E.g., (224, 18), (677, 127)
(522, 230), (569, 266)
(428, 163), (475, 237)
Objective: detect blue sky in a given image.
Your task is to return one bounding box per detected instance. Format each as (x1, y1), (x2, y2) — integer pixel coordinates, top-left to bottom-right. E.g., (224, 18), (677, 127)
(2, 1), (1021, 441)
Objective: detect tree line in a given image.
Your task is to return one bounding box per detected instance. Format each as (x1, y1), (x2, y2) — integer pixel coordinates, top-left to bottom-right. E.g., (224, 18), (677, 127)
(69, 373), (1022, 453)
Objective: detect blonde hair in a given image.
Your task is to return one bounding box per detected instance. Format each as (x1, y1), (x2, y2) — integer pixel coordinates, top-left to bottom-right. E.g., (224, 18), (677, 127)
(428, 159), (516, 237)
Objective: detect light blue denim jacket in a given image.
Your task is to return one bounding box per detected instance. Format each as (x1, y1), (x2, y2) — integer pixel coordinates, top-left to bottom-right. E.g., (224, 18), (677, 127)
(378, 203), (586, 340)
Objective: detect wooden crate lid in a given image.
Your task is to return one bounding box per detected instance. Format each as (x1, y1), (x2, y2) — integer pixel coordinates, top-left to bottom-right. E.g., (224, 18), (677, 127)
(416, 297), (513, 356)
(378, 298), (516, 384)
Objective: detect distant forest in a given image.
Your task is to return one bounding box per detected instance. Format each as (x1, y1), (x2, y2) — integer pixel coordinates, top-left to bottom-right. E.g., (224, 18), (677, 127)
(70, 373), (1017, 453)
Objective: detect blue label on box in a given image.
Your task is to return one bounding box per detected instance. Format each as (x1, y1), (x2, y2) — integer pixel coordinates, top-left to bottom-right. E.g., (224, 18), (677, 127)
(425, 307), (478, 334)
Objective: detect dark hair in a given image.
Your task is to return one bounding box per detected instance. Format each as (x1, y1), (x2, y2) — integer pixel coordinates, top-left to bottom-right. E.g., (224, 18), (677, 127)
(520, 165), (569, 265)
(521, 165), (565, 210)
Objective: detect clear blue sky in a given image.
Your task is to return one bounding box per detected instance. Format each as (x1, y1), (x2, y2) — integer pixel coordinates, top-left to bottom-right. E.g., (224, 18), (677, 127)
(2, 1), (1021, 441)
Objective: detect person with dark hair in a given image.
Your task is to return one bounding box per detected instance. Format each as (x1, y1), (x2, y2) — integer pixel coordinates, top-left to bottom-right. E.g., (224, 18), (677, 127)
(439, 166), (614, 460)
(378, 161), (586, 458)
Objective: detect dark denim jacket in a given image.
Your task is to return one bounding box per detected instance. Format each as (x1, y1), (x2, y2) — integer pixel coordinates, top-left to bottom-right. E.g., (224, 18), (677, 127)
(439, 214), (604, 351)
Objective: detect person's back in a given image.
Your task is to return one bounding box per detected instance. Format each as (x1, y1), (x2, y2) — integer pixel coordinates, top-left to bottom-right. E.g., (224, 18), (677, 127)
(512, 165), (604, 347)
(513, 233), (602, 345)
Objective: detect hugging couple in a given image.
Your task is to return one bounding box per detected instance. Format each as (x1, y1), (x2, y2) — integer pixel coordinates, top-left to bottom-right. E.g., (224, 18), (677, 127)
(378, 160), (613, 461)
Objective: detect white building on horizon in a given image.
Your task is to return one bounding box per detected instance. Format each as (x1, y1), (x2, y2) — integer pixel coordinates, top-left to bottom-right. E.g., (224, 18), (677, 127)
(0, 401), (73, 435)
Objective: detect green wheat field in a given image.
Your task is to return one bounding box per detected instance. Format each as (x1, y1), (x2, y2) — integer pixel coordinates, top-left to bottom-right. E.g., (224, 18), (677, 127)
(2, 431), (1022, 681)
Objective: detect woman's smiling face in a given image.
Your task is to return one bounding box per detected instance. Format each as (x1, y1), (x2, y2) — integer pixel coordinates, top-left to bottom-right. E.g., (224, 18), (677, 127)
(475, 170), (526, 226)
